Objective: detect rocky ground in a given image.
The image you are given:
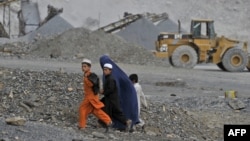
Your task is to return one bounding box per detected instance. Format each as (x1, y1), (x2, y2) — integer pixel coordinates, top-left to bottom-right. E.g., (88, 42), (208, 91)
(0, 14), (250, 140)
(0, 61), (250, 141)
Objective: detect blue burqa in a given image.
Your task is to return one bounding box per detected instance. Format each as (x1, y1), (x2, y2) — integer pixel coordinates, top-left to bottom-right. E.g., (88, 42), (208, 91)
(100, 55), (139, 129)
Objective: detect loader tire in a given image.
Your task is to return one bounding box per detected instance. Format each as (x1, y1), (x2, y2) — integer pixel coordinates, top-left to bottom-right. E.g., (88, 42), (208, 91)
(169, 57), (174, 66)
(217, 62), (226, 71)
(222, 48), (248, 72)
(171, 45), (198, 69)
(247, 65), (250, 71)
(246, 56), (250, 71)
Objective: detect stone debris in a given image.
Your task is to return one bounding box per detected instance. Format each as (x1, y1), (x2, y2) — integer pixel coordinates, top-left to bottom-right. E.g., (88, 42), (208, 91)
(155, 79), (186, 87)
(67, 87), (74, 92)
(91, 131), (108, 139)
(116, 17), (160, 50)
(19, 102), (32, 112)
(20, 15), (73, 43)
(23, 101), (38, 108)
(108, 134), (118, 140)
(228, 99), (246, 110)
(5, 117), (26, 126)
(24, 27), (168, 66)
(0, 67), (227, 140)
(8, 89), (13, 99)
(146, 131), (157, 136)
(0, 81), (3, 90)
(0, 138), (11, 141)
(0, 16), (169, 67)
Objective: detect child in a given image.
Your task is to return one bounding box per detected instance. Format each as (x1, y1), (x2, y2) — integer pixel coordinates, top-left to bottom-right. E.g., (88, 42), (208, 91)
(79, 58), (112, 132)
(129, 74), (148, 129)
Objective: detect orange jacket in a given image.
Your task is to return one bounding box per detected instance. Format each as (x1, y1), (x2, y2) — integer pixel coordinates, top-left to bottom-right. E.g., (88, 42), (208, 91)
(83, 71), (104, 109)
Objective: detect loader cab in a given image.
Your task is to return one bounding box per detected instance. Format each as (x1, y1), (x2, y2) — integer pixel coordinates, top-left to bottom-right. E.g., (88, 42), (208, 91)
(191, 19), (216, 39)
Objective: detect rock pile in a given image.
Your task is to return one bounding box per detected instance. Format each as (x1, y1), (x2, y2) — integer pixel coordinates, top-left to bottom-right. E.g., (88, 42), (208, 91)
(0, 27), (170, 66)
(21, 15), (73, 42)
(156, 19), (187, 33)
(116, 17), (160, 50)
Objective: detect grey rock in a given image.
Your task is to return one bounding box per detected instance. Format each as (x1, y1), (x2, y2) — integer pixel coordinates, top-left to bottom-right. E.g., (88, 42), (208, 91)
(5, 117), (26, 126)
(108, 134), (118, 140)
(75, 53), (85, 59)
(47, 96), (57, 102)
(23, 101), (38, 108)
(19, 102), (32, 112)
(92, 131), (108, 139)
(155, 79), (186, 87)
(228, 99), (246, 110)
(146, 131), (157, 136)
(0, 81), (3, 91)
(0, 138), (11, 141)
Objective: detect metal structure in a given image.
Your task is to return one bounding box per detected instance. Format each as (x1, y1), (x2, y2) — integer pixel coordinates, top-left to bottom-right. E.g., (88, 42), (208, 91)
(0, 0), (19, 38)
(0, 0), (18, 5)
(143, 12), (168, 23)
(98, 14), (142, 33)
(97, 12), (168, 33)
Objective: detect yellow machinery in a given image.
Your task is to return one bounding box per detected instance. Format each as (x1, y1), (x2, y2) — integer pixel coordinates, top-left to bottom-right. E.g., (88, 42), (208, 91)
(155, 19), (250, 72)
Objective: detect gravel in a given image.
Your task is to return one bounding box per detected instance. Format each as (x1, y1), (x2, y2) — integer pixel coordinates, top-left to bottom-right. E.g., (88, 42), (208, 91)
(156, 19), (187, 33)
(1, 66), (250, 141)
(0, 117), (88, 141)
(20, 15), (73, 43)
(116, 17), (160, 50)
(0, 27), (169, 66)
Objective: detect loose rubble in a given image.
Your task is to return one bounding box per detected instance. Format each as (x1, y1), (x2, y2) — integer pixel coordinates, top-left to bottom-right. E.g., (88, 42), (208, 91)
(1, 67), (250, 141)
(5, 117), (26, 126)
(116, 17), (160, 50)
(0, 27), (169, 67)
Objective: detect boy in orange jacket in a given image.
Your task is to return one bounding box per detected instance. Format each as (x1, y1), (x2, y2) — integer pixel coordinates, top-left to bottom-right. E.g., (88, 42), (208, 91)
(78, 58), (112, 132)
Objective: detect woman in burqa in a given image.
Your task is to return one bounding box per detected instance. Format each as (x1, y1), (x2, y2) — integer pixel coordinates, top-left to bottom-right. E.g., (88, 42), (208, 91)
(100, 55), (139, 130)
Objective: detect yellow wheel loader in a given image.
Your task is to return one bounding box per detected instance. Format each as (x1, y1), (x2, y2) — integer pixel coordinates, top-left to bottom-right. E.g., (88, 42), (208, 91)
(154, 19), (250, 72)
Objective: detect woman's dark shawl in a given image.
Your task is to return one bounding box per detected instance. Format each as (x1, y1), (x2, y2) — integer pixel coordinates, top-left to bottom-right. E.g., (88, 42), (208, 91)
(100, 55), (139, 129)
